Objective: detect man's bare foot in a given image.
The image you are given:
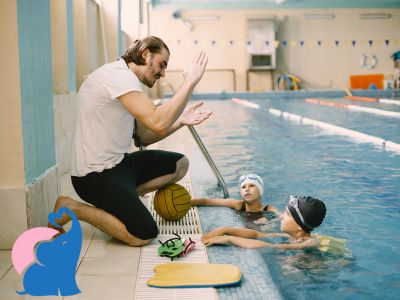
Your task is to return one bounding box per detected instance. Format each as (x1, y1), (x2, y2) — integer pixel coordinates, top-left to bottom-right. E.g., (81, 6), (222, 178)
(49, 196), (80, 228)
(54, 196), (77, 212)
(48, 222), (65, 237)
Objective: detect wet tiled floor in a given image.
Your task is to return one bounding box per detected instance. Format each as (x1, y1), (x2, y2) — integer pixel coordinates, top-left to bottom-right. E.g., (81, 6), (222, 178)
(0, 174), (141, 300)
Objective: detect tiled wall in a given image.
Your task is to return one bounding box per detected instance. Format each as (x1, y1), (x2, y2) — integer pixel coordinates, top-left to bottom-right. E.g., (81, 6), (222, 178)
(0, 188), (27, 249)
(17, 0), (56, 183)
(54, 93), (79, 178)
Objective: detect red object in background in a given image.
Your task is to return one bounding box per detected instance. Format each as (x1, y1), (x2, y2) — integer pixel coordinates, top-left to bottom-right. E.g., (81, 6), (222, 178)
(349, 74), (384, 89)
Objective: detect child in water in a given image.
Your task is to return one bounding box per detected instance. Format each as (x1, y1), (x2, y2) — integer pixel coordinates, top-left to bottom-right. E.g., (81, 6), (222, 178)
(191, 174), (279, 215)
(202, 195), (343, 252)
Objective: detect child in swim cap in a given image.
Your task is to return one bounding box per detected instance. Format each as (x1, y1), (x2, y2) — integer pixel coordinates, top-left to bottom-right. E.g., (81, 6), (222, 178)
(191, 173), (278, 214)
(201, 195), (330, 251)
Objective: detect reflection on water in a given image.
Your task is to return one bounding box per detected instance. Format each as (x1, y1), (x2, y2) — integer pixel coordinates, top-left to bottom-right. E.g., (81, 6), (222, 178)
(271, 249), (354, 280)
(238, 211), (279, 232)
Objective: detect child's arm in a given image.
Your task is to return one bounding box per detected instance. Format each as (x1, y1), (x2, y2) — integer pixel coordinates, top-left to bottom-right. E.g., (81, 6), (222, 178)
(203, 234), (318, 250)
(203, 235), (272, 248)
(224, 228), (291, 239)
(202, 227), (265, 241)
(269, 239), (319, 250)
(263, 232), (290, 238)
(201, 227), (290, 246)
(191, 198), (244, 211)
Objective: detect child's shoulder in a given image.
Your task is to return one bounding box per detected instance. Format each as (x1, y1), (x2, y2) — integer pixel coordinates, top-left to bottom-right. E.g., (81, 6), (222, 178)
(216, 198), (244, 211)
(263, 204), (279, 212)
(235, 199), (246, 211)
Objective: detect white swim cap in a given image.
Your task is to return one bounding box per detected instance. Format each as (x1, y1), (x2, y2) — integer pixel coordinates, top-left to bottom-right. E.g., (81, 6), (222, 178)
(239, 174), (264, 196)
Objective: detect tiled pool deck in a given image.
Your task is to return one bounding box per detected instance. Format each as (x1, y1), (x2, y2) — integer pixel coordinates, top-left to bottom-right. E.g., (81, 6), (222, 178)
(0, 172), (141, 300)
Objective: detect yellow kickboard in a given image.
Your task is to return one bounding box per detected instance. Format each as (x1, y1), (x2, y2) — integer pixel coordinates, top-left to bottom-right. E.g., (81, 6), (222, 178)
(147, 263), (242, 288)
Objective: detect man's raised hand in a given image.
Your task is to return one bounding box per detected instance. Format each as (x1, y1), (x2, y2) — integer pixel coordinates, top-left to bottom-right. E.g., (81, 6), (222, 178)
(183, 51), (208, 85)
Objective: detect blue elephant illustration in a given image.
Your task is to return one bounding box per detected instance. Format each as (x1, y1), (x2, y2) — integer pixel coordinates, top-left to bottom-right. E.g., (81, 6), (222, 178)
(17, 207), (82, 296)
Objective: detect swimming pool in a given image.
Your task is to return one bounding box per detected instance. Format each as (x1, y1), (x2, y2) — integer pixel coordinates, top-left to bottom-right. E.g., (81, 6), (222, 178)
(190, 97), (400, 299)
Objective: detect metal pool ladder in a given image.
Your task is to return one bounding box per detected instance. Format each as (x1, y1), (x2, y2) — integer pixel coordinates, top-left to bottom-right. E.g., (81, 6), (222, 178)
(159, 83), (229, 198)
(187, 125), (229, 198)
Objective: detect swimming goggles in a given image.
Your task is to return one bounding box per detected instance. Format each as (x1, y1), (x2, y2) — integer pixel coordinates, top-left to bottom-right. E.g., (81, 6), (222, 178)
(239, 174), (263, 187)
(288, 195), (313, 231)
(157, 233), (196, 261)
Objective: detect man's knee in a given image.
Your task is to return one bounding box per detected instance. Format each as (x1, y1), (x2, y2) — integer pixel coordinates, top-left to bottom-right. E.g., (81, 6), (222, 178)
(126, 237), (154, 247)
(126, 220), (158, 242)
(175, 156), (189, 181)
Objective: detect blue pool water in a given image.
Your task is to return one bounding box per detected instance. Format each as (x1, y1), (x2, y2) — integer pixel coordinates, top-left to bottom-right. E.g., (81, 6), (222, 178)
(194, 98), (400, 299)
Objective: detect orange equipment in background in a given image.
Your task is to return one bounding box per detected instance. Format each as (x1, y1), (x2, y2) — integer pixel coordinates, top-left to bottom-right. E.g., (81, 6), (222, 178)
(349, 74), (384, 89)
(344, 95), (378, 102)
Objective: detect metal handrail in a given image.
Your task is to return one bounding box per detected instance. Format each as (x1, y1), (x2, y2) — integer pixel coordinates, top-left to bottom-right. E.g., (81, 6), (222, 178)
(159, 83), (229, 198)
(187, 125), (229, 198)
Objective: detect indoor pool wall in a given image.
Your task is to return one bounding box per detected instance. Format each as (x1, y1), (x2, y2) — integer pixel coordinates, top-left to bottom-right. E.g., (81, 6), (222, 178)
(185, 89), (400, 101)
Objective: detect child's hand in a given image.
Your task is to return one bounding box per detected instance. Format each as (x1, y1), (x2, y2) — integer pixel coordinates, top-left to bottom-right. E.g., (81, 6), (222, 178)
(202, 235), (230, 246)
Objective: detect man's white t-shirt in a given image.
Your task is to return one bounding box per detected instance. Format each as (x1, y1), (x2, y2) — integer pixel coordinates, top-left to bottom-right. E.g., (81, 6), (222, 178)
(71, 59), (143, 177)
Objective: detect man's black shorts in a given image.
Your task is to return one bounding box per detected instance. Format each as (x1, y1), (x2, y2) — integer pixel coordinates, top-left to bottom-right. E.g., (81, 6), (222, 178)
(71, 150), (185, 240)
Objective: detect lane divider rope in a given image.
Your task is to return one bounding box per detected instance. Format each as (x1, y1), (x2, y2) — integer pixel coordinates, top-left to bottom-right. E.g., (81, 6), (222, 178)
(229, 97), (400, 153)
(306, 98), (400, 118)
(269, 108), (400, 153)
(344, 95), (400, 105)
(231, 98), (260, 109)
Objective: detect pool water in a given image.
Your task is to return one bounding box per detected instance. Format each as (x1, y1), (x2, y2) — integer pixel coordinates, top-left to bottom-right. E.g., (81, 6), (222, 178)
(194, 99), (400, 300)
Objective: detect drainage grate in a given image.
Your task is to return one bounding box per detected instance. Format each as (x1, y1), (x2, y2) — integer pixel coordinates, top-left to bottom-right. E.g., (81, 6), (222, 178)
(134, 176), (216, 300)
(148, 175), (203, 235)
